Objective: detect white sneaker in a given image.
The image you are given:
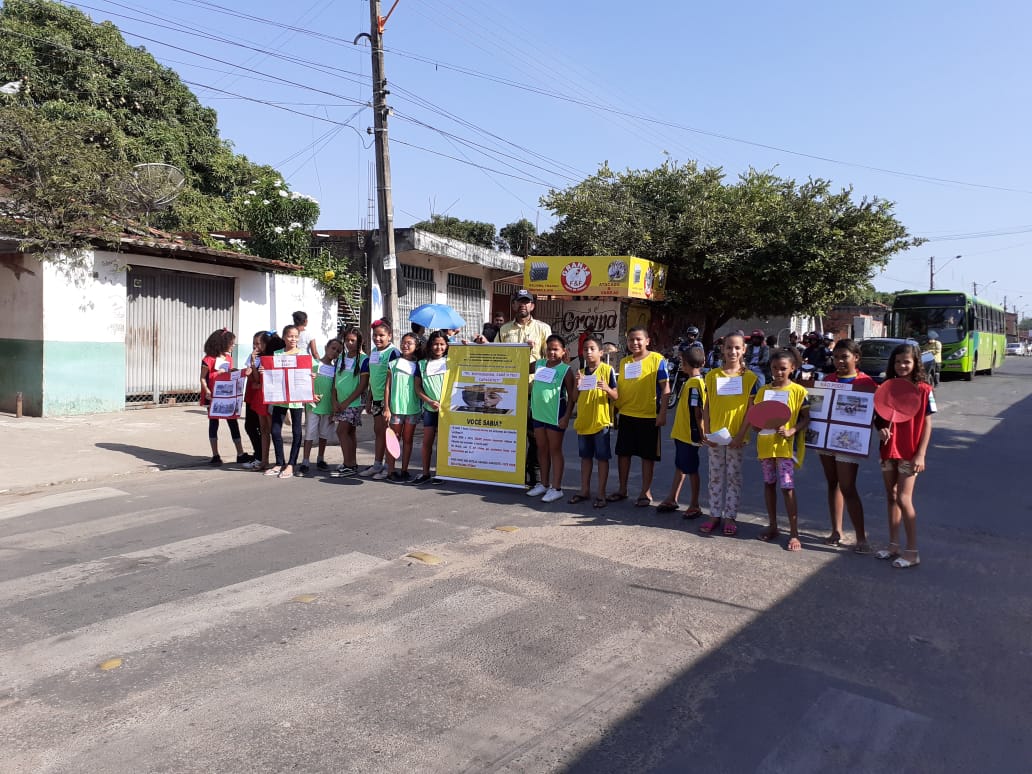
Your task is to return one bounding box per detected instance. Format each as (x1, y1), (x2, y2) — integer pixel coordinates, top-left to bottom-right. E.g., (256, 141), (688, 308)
(359, 462), (383, 478)
(372, 468), (390, 480)
(541, 488), (564, 503)
(526, 483), (547, 497)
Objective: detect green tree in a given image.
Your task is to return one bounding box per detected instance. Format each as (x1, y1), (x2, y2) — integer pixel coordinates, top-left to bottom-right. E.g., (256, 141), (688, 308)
(539, 161), (922, 343)
(232, 176), (362, 300)
(0, 0), (274, 234)
(499, 218), (537, 256)
(412, 214), (497, 248)
(0, 105), (132, 249)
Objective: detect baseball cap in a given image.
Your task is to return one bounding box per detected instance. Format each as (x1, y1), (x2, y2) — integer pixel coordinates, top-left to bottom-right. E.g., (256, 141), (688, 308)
(751, 328), (765, 338)
(513, 289), (535, 303)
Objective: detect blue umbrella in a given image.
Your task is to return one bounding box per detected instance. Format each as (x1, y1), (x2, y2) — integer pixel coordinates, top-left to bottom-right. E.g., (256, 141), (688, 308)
(408, 303), (466, 330)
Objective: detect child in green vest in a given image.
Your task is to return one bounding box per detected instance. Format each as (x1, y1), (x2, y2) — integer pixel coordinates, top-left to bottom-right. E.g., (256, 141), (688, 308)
(299, 338), (343, 474)
(359, 319), (399, 479)
(528, 334), (577, 503)
(412, 330), (449, 484)
(332, 328), (369, 477)
(384, 332), (422, 482)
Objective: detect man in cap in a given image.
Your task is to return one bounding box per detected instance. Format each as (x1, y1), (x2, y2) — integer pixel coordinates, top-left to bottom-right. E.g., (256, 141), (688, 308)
(498, 289), (552, 361)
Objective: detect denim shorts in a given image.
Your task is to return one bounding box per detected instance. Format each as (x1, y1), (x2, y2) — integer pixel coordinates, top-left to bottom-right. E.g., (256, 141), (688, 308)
(389, 413), (420, 426)
(422, 409), (439, 428)
(577, 429), (612, 460)
(532, 419), (565, 433)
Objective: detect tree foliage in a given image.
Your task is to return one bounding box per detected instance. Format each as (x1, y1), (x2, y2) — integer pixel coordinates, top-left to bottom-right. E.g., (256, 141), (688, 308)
(0, 0), (274, 234)
(499, 218), (537, 256)
(0, 105), (132, 249)
(412, 214), (497, 248)
(539, 160), (923, 341)
(228, 176), (362, 300)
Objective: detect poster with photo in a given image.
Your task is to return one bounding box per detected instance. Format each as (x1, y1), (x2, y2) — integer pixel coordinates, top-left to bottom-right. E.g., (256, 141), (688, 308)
(826, 424), (872, 456)
(804, 422), (828, 449)
(830, 390), (875, 425)
(806, 386), (831, 420)
(207, 370), (244, 419)
(437, 344), (530, 488)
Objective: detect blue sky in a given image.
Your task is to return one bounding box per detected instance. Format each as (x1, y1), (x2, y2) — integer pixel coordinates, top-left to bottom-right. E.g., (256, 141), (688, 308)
(68, 0), (1032, 316)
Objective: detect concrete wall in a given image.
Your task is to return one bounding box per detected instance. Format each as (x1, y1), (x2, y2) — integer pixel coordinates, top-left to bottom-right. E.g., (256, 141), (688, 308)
(0, 253), (45, 414)
(4, 248), (335, 416)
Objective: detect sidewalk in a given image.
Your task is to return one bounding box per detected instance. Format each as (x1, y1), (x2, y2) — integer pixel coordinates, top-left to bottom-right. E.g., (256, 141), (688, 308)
(0, 406), (377, 494)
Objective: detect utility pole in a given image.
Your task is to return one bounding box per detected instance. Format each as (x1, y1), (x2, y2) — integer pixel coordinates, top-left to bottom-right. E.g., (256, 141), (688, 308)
(929, 256), (935, 291)
(364, 0), (401, 330)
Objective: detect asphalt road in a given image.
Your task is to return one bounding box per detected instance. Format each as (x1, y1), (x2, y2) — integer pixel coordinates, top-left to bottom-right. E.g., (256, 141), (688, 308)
(1, 359), (1030, 773)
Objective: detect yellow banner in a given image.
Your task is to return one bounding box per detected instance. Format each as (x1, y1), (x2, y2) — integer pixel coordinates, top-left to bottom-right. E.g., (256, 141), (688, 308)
(523, 256), (667, 300)
(436, 343), (529, 488)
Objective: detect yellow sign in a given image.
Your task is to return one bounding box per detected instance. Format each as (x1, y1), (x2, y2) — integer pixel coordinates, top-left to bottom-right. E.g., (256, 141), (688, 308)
(436, 344), (529, 488)
(523, 256), (667, 301)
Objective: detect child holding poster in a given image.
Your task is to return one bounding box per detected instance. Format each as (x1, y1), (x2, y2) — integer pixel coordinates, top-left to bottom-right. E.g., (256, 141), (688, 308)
(818, 338), (876, 552)
(359, 319), (400, 479)
(751, 350), (810, 551)
(412, 330), (449, 485)
(527, 334), (577, 503)
(200, 328), (249, 466)
(299, 338), (343, 474)
(569, 334), (618, 508)
(383, 332), (422, 482)
(699, 333), (758, 536)
(611, 327), (669, 507)
(266, 325), (305, 479)
(656, 346), (706, 518)
(332, 328), (368, 477)
(876, 343), (935, 569)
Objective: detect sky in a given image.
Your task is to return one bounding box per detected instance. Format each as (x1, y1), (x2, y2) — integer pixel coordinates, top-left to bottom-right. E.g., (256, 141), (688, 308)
(61, 0), (1032, 317)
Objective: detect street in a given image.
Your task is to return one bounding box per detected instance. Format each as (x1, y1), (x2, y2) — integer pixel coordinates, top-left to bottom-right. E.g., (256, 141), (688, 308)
(1, 360), (1031, 773)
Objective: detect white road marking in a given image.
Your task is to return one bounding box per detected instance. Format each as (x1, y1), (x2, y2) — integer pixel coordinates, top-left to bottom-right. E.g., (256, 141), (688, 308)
(0, 551), (389, 686)
(0, 488), (128, 522)
(0, 506), (198, 551)
(0, 524), (290, 604)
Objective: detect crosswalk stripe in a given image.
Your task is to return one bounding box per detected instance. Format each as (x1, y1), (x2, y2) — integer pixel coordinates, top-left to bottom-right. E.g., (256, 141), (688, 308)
(0, 524), (290, 604)
(0, 506), (198, 551)
(0, 551), (389, 687)
(0, 487), (128, 522)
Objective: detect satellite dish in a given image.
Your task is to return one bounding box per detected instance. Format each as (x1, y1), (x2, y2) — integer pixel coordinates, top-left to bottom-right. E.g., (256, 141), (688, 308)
(128, 163), (186, 221)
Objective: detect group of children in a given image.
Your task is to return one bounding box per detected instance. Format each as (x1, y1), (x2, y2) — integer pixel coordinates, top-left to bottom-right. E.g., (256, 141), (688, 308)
(203, 321), (934, 568)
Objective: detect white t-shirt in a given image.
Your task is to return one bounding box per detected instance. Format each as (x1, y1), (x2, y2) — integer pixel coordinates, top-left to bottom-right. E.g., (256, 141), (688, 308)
(297, 329), (318, 357)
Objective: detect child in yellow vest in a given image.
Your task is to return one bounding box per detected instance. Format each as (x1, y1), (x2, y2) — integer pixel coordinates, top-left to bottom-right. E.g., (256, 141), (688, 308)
(700, 333), (758, 535)
(611, 326), (670, 506)
(748, 350), (810, 550)
(568, 334), (619, 508)
(656, 346), (706, 518)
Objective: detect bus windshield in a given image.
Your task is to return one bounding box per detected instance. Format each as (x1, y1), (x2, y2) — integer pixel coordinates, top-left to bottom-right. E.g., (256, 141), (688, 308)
(890, 307), (966, 345)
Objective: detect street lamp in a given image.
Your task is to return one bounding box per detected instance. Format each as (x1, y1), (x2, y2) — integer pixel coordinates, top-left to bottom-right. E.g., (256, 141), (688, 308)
(973, 279), (997, 296)
(929, 255), (961, 291)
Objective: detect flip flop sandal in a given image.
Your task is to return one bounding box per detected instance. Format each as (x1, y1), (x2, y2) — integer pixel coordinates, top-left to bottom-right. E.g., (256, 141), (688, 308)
(655, 502), (678, 513)
(787, 537), (803, 552)
(682, 508), (703, 520)
(592, 498), (607, 509)
(823, 532), (842, 546)
(699, 517), (721, 534)
(853, 541), (874, 555)
(892, 552), (920, 569)
(634, 496), (652, 507)
(606, 493), (628, 503)
(263, 467), (283, 477)
(278, 470), (294, 479)
(567, 494), (590, 504)
(722, 519), (738, 536)
(758, 528), (780, 542)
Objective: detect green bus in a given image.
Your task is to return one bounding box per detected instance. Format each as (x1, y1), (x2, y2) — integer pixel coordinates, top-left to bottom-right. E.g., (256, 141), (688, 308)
(889, 290), (1006, 381)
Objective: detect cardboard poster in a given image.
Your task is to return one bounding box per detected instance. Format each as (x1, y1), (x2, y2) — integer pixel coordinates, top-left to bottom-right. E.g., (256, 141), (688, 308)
(804, 381), (876, 458)
(208, 370), (245, 419)
(260, 354), (315, 404)
(436, 344), (530, 488)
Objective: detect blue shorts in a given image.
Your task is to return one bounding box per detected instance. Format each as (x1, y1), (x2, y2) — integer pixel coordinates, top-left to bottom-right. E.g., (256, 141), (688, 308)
(674, 440), (700, 475)
(532, 419), (565, 433)
(577, 429), (612, 460)
(422, 409), (439, 428)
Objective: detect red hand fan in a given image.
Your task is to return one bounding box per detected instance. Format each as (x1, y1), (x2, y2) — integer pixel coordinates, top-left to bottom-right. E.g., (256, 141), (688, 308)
(747, 400), (792, 430)
(874, 379), (923, 423)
